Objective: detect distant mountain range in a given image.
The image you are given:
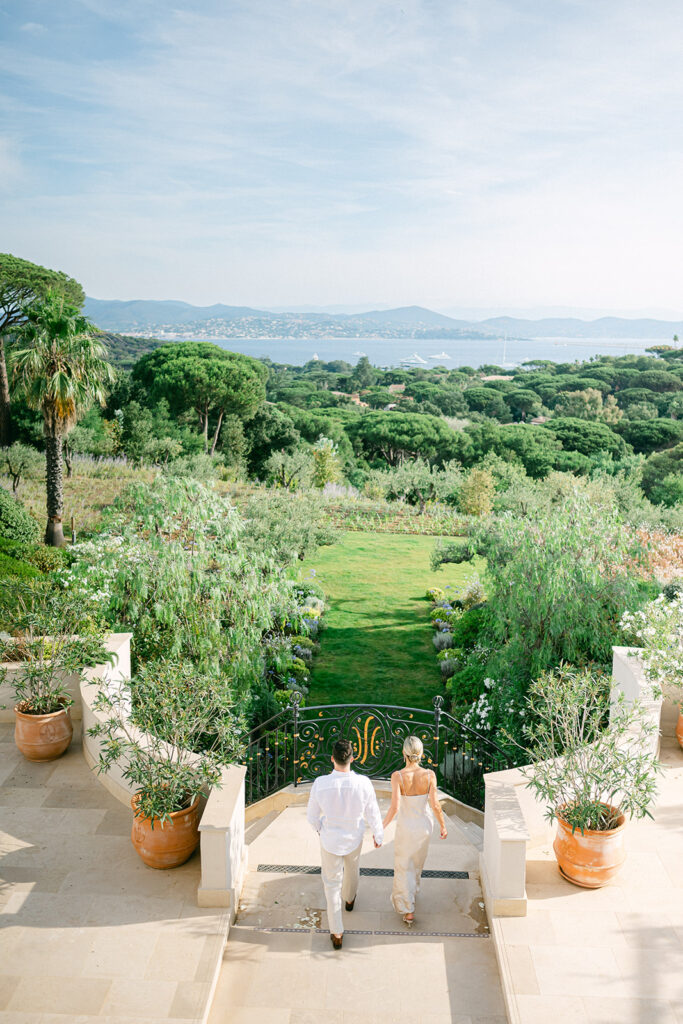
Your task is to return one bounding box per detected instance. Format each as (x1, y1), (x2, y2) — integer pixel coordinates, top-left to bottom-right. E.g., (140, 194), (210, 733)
(84, 298), (683, 342)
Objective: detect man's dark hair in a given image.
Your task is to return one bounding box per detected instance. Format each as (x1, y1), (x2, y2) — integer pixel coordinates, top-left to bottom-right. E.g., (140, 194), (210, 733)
(332, 739), (354, 765)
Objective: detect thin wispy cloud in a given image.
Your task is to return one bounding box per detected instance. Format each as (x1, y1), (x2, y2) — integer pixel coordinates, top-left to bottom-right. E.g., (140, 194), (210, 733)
(1, 0), (682, 313)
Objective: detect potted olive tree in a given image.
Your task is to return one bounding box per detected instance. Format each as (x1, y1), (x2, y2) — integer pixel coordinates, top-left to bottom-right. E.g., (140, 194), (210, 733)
(621, 587), (683, 749)
(523, 665), (662, 888)
(1, 583), (108, 761)
(88, 659), (241, 869)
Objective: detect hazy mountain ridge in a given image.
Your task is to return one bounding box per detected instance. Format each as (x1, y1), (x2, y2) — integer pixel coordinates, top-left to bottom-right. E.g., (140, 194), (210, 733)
(84, 297), (683, 341)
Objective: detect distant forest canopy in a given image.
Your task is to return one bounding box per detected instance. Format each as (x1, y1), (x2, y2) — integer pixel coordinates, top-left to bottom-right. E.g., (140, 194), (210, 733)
(97, 332), (169, 370)
(8, 328), (683, 513)
(0, 251), (680, 515)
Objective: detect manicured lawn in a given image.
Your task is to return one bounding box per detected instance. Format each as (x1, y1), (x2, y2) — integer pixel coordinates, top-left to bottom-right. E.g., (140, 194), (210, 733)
(300, 532), (481, 709)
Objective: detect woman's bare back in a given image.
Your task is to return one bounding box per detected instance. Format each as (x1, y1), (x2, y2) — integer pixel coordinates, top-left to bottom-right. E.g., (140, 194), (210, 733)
(396, 766), (433, 796)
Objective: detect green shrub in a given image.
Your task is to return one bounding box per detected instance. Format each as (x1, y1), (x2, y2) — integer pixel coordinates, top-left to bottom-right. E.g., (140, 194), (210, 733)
(430, 606), (460, 627)
(0, 552), (43, 580)
(449, 606), (489, 652)
(288, 657), (308, 680)
(0, 489), (40, 543)
(290, 635), (316, 652)
(0, 538), (67, 573)
(446, 660), (488, 706)
(293, 579), (326, 601)
(426, 586), (446, 602)
(649, 473), (683, 508)
(663, 578), (683, 601)
(25, 546), (68, 573)
(274, 688), (306, 709)
(0, 537), (24, 558)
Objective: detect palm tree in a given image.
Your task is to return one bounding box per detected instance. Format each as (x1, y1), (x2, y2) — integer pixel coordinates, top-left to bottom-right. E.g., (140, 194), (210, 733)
(12, 291), (114, 546)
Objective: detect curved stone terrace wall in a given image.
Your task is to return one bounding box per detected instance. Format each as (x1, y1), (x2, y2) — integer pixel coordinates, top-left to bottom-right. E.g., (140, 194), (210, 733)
(3, 632), (247, 914)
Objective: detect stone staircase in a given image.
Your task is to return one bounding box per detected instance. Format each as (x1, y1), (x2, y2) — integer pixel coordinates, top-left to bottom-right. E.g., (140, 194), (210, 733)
(208, 798), (505, 1023)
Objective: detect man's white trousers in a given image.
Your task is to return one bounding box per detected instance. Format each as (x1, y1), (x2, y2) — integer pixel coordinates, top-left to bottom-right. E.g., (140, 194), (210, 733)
(319, 840), (362, 936)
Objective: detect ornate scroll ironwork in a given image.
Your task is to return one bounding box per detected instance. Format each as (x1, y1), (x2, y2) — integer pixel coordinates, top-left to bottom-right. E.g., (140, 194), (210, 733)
(296, 702), (439, 782)
(242, 694), (511, 810)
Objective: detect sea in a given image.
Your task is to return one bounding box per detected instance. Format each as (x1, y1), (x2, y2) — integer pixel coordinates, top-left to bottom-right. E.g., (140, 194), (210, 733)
(195, 335), (662, 369)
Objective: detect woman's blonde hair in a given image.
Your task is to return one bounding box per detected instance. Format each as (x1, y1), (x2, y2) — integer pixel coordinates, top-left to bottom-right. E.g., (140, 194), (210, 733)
(402, 735), (423, 764)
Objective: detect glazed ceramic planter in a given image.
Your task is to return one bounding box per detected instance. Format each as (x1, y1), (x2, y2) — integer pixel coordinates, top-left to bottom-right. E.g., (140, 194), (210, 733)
(676, 711), (683, 751)
(14, 703), (73, 761)
(554, 807), (626, 888)
(131, 796), (201, 869)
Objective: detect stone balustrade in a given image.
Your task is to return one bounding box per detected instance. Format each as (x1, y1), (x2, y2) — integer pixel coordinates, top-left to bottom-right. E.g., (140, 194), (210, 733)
(197, 764), (248, 913)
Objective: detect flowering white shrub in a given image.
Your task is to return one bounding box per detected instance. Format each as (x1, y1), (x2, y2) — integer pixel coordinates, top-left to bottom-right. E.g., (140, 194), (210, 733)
(621, 593), (683, 703)
(459, 575), (485, 610)
(462, 677), (525, 740)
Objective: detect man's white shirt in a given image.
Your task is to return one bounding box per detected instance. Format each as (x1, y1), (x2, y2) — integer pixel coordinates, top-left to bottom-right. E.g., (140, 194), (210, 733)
(307, 769), (384, 855)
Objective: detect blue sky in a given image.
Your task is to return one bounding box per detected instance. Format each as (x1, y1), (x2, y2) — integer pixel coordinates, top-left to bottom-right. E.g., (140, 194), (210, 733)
(2, 0), (683, 315)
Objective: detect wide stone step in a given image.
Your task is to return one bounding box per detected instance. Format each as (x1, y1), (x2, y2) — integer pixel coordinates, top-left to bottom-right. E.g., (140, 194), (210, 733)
(208, 923), (506, 1023)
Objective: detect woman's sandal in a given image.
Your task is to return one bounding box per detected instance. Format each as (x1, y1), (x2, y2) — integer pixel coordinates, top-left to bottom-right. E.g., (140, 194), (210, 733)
(403, 914), (414, 927)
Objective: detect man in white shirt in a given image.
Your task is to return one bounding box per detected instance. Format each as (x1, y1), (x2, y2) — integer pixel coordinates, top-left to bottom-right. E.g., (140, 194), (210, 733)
(306, 738), (383, 949)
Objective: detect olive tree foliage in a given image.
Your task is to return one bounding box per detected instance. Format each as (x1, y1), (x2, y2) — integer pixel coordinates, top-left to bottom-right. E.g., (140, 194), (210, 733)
(0, 253), (84, 445)
(11, 292), (114, 546)
(364, 458), (464, 510)
(132, 342), (266, 454)
(1, 442), (43, 493)
(433, 491), (647, 679)
(523, 666), (661, 833)
(265, 446), (313, 490)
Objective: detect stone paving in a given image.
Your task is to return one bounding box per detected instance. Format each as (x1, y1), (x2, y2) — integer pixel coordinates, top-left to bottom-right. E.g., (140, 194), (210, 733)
(208, 802), (507, 1024)
(0, 722), (229, 1024)
(492, 729), (683, 1024)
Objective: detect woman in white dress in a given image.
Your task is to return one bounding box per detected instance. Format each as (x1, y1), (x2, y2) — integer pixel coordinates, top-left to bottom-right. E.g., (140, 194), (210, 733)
(382, 736), (448, 925)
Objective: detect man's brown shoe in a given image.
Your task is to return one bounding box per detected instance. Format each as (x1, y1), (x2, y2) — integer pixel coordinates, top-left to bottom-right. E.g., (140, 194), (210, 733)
(331, 933), (343, 950)
(345, 898), (355, 912)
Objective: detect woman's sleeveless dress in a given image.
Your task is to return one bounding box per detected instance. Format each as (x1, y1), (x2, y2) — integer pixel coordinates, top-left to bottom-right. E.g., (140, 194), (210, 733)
(391, 772), (434, 915)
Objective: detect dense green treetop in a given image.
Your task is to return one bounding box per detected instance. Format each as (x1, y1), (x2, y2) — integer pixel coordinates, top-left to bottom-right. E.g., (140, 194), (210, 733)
(633, 369), (682, 393)
(131, 341), (266, 451)
(0, 253), (84, 334)
(544, 417), (631, 458)
(617, 418), (683, 454)
(348, 410), (460, 466)
(243, 404), (300, 477)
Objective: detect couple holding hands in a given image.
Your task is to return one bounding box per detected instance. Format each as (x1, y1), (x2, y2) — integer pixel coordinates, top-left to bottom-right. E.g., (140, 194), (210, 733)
(306, 735), (448, 949)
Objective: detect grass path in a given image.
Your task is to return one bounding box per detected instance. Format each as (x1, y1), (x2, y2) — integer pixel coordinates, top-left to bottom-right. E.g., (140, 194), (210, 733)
(300, 532), (479, 709)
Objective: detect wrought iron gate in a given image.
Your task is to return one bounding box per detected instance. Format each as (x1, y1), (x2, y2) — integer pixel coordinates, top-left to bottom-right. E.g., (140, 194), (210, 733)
(243, 694), (511, 810)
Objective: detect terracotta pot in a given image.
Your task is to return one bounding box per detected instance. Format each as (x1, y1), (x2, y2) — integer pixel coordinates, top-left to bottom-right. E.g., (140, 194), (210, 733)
(676, 712), (683, 751)
(553, 806), (626, 888)
(14, 703), (73, 762)
(130, 796), (200, 869)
